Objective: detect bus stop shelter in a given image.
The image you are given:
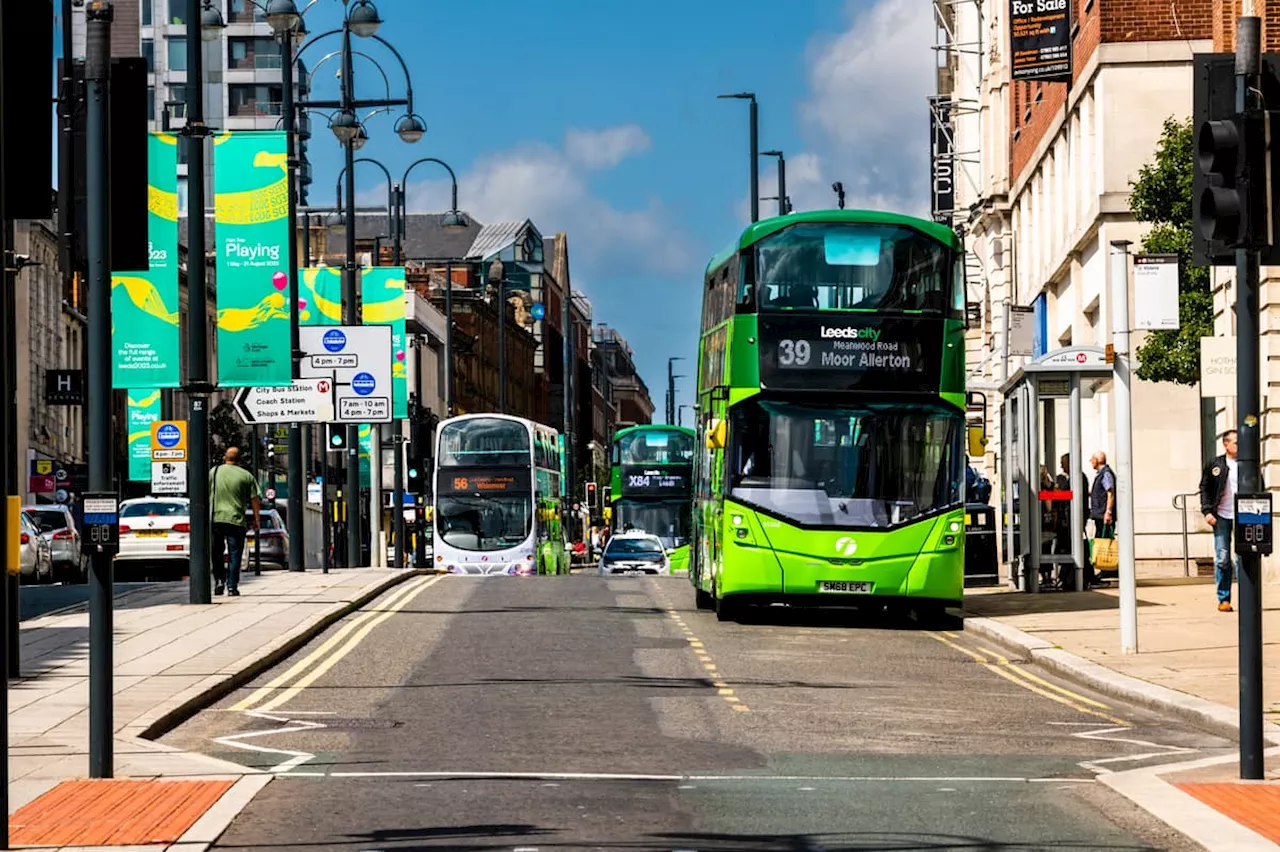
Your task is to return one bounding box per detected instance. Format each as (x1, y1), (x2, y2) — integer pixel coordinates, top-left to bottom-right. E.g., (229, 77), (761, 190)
(999, 346), (1114, 593)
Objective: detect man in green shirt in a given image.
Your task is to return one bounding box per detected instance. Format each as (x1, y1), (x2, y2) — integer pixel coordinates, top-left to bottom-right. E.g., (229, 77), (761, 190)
(210, 446), (261, 596)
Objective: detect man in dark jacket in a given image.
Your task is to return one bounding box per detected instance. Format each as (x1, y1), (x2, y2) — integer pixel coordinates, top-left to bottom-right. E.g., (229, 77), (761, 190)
(1199, 429), (1240, 612)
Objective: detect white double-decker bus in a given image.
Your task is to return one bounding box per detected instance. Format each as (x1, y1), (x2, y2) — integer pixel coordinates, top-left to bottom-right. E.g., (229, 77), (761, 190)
(432, 413), (569, 576)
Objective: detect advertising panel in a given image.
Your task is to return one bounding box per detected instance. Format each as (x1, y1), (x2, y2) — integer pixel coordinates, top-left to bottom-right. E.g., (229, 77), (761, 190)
(361, 267), (408, 418)
(1010, 0), (1071, 82)
(127, 390), (162, 481)
(929, 97), (954, 225)
(112, 133), (180, 389)
(301, 267), (343, 326)
(213, 131), (293, 387)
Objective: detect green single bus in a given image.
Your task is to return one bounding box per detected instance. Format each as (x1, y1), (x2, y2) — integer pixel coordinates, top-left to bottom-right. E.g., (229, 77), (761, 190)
(608, 424), (697, 571)
(690, 209), (967, 623)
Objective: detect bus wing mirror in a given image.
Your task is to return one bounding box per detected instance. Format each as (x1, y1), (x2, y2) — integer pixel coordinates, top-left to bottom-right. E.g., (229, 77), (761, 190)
(706, 419), (727, 450)
(967, 423), (987, 457)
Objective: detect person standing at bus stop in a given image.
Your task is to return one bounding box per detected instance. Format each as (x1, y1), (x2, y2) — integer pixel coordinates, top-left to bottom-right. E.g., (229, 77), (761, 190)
(1200, 429), (1240, 612)
(210, 446), (261, 597)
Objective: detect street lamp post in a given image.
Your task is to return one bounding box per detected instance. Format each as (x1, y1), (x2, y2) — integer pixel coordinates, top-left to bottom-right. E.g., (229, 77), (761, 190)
(295, 0), (425, 569)
(718, 93), (758, 223)
(761, 149), (789, 216)
(487, 259), (510, 412)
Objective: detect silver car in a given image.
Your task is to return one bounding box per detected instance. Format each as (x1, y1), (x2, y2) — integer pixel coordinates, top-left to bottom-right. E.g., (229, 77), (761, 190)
(18, 512), (52, 585)
(24, 505), (85, 584)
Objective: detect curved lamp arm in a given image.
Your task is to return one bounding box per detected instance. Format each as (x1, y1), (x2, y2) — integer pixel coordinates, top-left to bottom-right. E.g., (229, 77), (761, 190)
(401, 157), (460, 214)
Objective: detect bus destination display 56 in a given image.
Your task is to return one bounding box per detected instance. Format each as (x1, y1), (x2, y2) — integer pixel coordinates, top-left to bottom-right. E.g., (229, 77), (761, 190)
(439, 468), (531, 495)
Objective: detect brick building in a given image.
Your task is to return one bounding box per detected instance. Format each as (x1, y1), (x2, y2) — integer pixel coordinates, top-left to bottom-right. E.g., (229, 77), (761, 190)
(941, 0), (1216, 573)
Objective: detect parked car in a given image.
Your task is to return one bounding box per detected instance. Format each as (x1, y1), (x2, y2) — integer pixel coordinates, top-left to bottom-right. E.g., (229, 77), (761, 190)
(23, 504), (85, 584)
(242, 509), (289, 571)
(18, 512), (53, 585)
(597, 531), (670, 576)
(116, 497), (190, 580)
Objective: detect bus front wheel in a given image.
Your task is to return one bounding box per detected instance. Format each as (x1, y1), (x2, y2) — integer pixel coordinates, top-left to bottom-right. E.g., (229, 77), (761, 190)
(695, 587), (714, 610)
(714, 586), (739, 622)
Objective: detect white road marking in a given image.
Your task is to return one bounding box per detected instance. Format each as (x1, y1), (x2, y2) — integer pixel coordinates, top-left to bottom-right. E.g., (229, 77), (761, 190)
(211, 709), (324, 773)
(272, 770), (1094, 784)
(1071, 726), (1198, 775)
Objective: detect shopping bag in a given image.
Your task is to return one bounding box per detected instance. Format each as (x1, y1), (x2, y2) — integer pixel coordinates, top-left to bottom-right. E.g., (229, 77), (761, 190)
(1090, 523), (1118, 571)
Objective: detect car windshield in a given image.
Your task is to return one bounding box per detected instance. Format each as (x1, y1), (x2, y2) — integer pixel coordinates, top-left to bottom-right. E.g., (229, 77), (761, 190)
(438, 418), (530, 468)
(728, 399), (963, 529)
(121, 501), (188, 517)
(606, 538), (664, 556)
(25, 509), (69, 531)
(750, 223), (959, 316)
(248, 512), (281, 529)
(613, 501), (690, 549)
(436, 495), (531, 551)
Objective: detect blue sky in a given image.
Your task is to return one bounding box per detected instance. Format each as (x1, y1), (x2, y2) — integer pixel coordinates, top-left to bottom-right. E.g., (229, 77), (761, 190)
(59, 0), (934, 422)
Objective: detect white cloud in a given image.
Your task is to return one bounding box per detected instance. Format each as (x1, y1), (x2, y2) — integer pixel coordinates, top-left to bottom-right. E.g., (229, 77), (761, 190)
(398, 127), (694, 278)
(734, 0), (936, 220)
(564, 125), (651, 170)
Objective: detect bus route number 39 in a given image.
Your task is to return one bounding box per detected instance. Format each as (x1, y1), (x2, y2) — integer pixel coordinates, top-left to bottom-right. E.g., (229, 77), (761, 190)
(778, 339), (811, 367)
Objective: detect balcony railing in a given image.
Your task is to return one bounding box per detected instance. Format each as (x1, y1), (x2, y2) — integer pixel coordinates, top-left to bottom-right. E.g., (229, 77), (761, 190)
(228, 53), (283, 71)
(230, 100), (283, 117)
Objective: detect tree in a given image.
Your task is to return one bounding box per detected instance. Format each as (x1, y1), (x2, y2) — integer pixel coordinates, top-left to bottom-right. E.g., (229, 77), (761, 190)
(209, 400), (246, 459)
(1130, 117), (1213, 385)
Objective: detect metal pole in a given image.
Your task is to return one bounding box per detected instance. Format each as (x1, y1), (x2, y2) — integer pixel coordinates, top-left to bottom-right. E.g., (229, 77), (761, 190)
(85, 0), (114, 778)
(1069, 373), (1083, 592)
(251, 426), (261, 575)
(4, 218), (16, 679)
(282, 30), (304, 572)
(497, 284), (506, 412)
(341, 29), (361, 569)
(0, 0), (11, 836)
(1109, 240), (1138, 653)
(563, 274), (574, 508)
(1234, 11), (1265, 781)
(321, 425), (330, 573)
(444, 261), (453, 415)
(370, 425), (383, 566)
(186, 0), (211, 605)
(748, 98), (759, 223)
(777, 154), (787, 216)
(391, 195), (404, 570)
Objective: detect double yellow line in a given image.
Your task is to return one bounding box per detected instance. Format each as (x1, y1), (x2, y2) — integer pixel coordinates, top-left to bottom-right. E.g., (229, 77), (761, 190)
(232, 575), (443, 714)
(928, 630), (1129, 726)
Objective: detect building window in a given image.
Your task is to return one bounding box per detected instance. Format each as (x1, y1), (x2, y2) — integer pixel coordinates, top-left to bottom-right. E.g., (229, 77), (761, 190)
(228, 0), (266, 23)
(167, 37), (187, 72)
(176, 177), (188, 218)
(141, 0), (152, 26)
(147, 85), (155, 121)
(229, 84), (283, 117)
(228, 37), (281, 71)
(142, 39), (154, 73)
(167, 0), (185, 25)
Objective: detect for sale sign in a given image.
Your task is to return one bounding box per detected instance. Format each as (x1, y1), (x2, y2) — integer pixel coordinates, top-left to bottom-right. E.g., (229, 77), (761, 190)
(1010, 0), (1071, 82)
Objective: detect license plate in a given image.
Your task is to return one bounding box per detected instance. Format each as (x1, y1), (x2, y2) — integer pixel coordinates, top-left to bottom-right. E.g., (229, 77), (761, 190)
(136, 530), (168, 538)
(817, 580), (872, 594)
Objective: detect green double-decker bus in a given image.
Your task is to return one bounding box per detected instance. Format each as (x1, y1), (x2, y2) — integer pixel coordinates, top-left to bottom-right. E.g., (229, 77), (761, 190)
(608, 424), (697, 571)
(690, 209), (967, 623)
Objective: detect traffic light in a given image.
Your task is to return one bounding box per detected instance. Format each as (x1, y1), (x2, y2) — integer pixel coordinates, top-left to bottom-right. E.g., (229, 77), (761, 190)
(407, 464), (422, 495)
(329, 428), (346, 450)
(586, 482), (598, 509)
(1196, 113), (1271, 249)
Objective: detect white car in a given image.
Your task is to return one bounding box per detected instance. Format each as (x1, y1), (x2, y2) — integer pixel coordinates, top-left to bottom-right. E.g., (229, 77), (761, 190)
(598, 532), (670, 576)
(18, 512), (53, 585)
(116, 497), (191, 579)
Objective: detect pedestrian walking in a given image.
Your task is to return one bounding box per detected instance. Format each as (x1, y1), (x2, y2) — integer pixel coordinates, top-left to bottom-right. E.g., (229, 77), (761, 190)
(209, 446), (261, 597)
(1199, 429), (1240, 612)
(1088, 451), (1117, 577)
(1053, 453), (1099, 589)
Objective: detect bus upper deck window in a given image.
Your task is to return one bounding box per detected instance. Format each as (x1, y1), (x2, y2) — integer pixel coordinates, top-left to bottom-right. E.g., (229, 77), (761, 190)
(823, 233), (882, 266)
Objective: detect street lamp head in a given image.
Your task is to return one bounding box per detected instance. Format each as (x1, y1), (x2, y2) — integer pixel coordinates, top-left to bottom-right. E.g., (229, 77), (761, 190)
(395, 113), (427, 144)
(330, 109), (360, 144)
(347, 0), (382, 38)
(350, 123), (369, 151)
(264, 0), (302, 34)
(717, 92), (756, 102)
(761, 149), (783, 158)
(441, 209), (469, 231)
(200, 0), (226, 39)
(487, 258), (504, 283)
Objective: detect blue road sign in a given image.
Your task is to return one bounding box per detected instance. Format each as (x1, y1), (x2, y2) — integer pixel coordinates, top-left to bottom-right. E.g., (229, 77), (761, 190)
(156, 424), (181, 448)
(322, 329), (347, 352)
(351, 372), (376, 396)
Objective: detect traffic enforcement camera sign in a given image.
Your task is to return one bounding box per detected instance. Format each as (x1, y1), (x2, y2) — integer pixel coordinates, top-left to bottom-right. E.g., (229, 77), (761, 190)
(81, 492), (120, 555)
(151, 420), (188, 461)
(1235, 493), (1273, 555)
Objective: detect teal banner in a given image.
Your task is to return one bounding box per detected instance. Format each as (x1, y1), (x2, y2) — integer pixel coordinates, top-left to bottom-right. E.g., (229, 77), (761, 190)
(300, 267), (343, 326)
(360, 267), (407, 418)
(112, 134), (180, 388)
(127, 390), (162, 481)
(213, 131), (293, 387)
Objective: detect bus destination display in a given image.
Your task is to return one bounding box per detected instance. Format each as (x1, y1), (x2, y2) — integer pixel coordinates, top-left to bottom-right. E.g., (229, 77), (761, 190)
(438, 468), (531, 495)
(758, 316), (943, 392)
(620, 465), (691, 498)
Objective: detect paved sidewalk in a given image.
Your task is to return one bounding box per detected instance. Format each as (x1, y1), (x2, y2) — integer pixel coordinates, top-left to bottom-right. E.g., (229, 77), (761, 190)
(5, 566), (422, 849)
(964, 580), (1279, 718)
(964, 580), (1280, 849)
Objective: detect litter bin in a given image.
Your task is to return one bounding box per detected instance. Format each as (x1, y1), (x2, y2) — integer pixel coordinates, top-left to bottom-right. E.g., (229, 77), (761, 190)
(964, 503), (999, 586)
